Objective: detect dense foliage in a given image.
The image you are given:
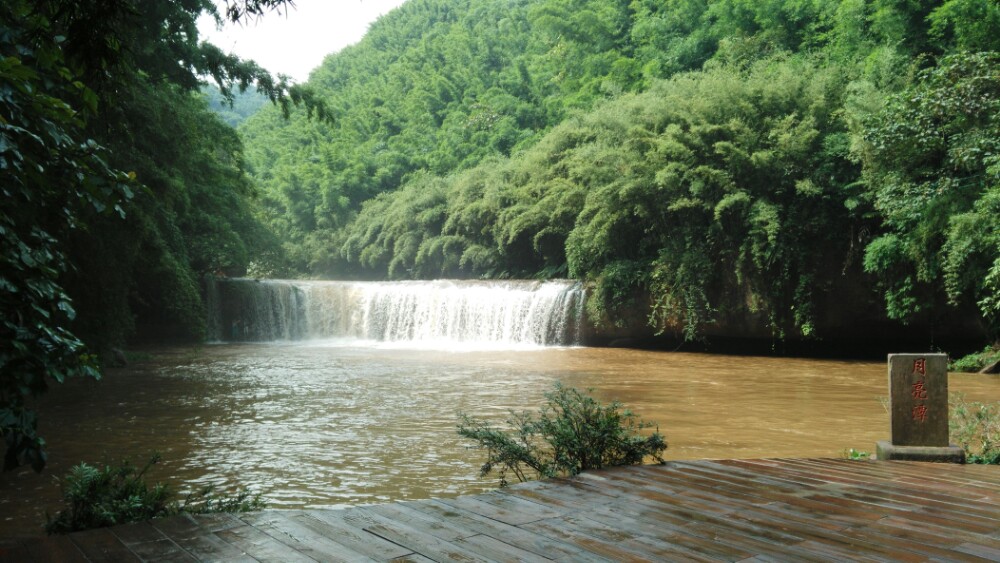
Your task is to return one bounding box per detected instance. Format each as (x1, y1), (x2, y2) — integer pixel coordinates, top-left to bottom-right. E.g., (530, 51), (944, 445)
(1, 0), (321, 470)
(45, 453), (265, 534)
(859, 52), (1000, 331)
(240, 0), (1000, 344)
(1, 1), (128, 471)
(458, 384), (667, 486)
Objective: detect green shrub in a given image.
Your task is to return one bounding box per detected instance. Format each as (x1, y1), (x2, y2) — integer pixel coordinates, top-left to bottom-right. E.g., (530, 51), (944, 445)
(950, 345), (1000, 373)
(45, 453), (264, 534)
(950, 395), (1000, 464)
(458, 383), (667, 487)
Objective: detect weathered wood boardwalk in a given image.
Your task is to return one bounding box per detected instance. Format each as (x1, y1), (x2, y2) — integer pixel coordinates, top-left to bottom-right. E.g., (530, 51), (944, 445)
(3, 458), (999, 562)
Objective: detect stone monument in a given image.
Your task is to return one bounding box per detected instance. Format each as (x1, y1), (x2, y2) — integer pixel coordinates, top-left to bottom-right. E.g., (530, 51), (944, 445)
(876, 353), (965, 462)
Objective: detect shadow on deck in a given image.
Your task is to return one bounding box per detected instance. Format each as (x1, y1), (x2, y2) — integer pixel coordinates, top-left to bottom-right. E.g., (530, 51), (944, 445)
(2, 458), (999, 561)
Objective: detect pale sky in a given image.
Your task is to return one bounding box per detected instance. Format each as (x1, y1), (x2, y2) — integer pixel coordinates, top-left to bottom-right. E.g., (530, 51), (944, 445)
(197, 0), (410, 83)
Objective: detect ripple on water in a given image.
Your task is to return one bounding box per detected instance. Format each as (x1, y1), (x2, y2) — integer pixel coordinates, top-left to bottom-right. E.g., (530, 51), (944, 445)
(1, 344), (998, 539)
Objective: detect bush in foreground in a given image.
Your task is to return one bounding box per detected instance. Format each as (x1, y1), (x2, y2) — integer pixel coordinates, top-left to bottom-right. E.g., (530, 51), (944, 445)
(458, 383), (667, 486)
(950, 395), (1000, 464)
(45, 453), (264, 534)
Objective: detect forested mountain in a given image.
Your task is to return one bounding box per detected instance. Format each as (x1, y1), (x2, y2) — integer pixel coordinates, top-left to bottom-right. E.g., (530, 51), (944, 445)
(241, 0), (999, 343)
(204, 85), (269, 127)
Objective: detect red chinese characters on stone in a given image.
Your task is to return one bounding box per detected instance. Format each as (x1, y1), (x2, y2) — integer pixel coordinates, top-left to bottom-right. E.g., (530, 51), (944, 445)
(911, 357), (929, 423)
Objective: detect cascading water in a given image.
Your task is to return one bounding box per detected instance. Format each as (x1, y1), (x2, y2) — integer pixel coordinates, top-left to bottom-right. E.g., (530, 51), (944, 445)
(208, 279), (586, 347)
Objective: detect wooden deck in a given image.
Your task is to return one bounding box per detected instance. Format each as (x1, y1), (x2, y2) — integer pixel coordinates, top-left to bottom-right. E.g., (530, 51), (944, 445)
(3, 458), (999, 562)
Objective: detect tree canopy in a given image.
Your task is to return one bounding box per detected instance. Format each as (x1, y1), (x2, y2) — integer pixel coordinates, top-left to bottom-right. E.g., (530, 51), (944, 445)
(240, 0), (1000, 343)
(1, 0), (322, 470)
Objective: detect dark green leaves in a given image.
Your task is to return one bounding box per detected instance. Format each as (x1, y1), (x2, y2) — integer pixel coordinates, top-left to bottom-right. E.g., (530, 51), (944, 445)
(859, 52), (1000, 332)
(458, 384), (667, 487)
(2, 0), (129, 471)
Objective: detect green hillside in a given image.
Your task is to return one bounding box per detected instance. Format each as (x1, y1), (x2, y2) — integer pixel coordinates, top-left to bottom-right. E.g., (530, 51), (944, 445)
(241, 0), (1000, 342)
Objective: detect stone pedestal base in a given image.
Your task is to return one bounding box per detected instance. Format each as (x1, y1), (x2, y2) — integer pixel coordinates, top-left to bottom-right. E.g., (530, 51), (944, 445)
(876, 440), (966, 463)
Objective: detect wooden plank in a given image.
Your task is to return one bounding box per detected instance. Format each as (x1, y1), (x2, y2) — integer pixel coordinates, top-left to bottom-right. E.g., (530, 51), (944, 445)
(875, 515), (1000, 550)
(790, 540), (884, 562)
(720, 500), (888, 553)
(851, 459), (1000, 491)
(150, 513), (259, 562)
(366, 502), (473, 542)
(837, 488), (1000, 523)
(700, 460), (996, 540)
(956, 542), (1000, 560)
(389, 555), (436, 563)
(68, 527), (141, 562)
(108, 521), (197, 562)
(697, 459), (835, 488)
(606, 466), (786, 515)
(837, 523), (990, 562)
(238, 511), (373, 562)
(216, 523), (318, 562)
(510, 480), (692, 534)
(128, 539), (199, 562)
(867, 520), (999, 557)
(581, 468), (762, 515)
(152, 514), (206, 539)
(765, 499), (995, 561)
(414, 499), (606, 562)
(450, 534), (551, 563)
(574, 467), (845, 541)
(170, 532), (258, 563)
(805, 488), (1000, 533)
(341, 506), (493, 562)
(193, 512), (245, 533)
(514, 480), (766, 561)
(298, 509), (414, 560)
(604, 464), (964, 558)
(479, 489), (566, 521)
(773, 459), (1000, 515)
(22, 535), (88, 563)
(658, 460), (818, 494)
(599, 489), (895, 561)
(434, 494), (557, 526)
(831, 459), (1000, 486)
(523, 514), (738, 562)
(507, 483), (731, 561)
(524, 474), (813, 554)
(786, 459), (1000, 495)
(572, 470), (836, 558)
(112, 520), (168, 545)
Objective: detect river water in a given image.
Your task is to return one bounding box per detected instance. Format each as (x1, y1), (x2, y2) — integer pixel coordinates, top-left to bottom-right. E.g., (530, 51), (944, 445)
(1, 342), (998, 538)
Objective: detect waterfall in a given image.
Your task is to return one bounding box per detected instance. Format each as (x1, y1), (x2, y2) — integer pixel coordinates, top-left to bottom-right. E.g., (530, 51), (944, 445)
(208, 279), (586, 347)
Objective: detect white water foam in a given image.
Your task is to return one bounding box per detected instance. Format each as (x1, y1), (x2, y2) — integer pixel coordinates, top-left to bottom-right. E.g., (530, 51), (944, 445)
(210, 279), (585, 349)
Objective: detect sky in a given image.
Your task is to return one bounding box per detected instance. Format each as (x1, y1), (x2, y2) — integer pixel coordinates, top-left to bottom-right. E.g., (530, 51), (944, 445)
(197, 0), (410, 83)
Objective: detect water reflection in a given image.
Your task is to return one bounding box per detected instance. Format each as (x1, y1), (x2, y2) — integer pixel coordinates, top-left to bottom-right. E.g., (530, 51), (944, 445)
(1, 343), (997, 538)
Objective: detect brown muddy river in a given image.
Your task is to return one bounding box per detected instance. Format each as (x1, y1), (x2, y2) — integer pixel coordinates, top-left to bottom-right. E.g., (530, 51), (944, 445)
(2, 342), (998, 538)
